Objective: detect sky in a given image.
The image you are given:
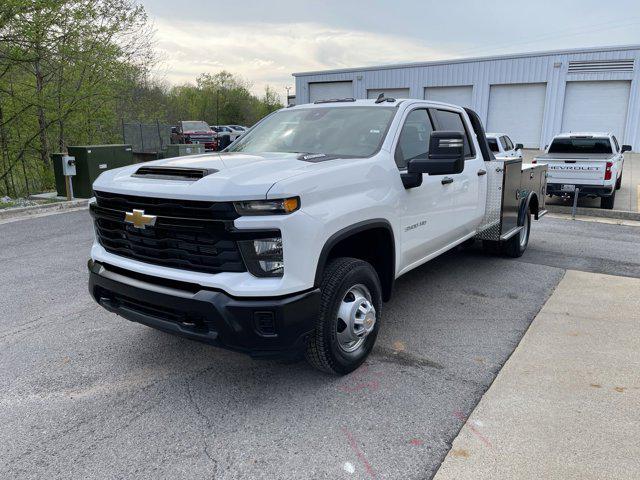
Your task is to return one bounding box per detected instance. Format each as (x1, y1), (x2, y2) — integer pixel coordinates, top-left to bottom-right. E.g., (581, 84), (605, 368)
(144, 0), (640, 100)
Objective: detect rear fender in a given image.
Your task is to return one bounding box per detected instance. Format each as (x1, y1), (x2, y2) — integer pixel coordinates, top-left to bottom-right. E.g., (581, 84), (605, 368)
(519, 191), (539, 222)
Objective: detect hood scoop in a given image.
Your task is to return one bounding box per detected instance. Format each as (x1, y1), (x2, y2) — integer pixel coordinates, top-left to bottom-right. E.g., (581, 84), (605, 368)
(132, 166), (218, 181)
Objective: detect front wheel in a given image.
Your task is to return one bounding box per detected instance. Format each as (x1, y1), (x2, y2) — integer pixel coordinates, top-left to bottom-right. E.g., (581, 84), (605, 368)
(305, 257), (382, 375)
(503, 212), (531, 258)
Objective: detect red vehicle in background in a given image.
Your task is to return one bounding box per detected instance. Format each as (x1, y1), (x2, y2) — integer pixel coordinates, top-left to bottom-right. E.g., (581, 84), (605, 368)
(170, 121), (217, 151)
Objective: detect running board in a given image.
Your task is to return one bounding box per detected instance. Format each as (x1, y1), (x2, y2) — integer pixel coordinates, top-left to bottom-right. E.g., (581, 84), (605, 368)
(500, 226), (523, 241)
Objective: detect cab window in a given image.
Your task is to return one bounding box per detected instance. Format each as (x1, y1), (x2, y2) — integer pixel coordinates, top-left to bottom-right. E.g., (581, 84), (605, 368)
(504, 136), (514, 150)
(487, 138), (500, 153)
(433, 109), (474, 158)
(395, 109), (434, 169)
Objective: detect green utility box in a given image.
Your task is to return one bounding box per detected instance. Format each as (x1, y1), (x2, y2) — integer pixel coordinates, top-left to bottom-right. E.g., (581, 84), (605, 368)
(51, 153), (67, 197)
(164, 144), (205, 158)
(52, 144), (134, 198)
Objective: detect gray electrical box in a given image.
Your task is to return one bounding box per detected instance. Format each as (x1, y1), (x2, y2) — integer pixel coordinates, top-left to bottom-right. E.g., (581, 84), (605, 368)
(62, 155), (76, 176)
(164, 144), (205, 158)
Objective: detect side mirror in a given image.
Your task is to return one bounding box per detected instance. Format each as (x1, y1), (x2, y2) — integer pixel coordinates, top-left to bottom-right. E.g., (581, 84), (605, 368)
(402, 131), (465, 188)
(515, 143), (524, 150)
(621, 144), (632, 153)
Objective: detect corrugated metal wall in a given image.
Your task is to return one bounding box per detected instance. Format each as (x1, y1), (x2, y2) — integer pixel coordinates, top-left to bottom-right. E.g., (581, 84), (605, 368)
(294, 47), (640, 148)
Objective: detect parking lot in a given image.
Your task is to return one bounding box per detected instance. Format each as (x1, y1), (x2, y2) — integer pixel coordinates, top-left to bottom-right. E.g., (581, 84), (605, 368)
(1, 210), (639, 479)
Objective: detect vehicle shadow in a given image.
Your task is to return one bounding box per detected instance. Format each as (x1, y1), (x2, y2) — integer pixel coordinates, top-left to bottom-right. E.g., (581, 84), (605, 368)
(125, 242), (550, 388)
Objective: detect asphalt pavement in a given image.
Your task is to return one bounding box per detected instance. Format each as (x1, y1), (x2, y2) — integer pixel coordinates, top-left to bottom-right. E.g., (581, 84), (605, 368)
(1, 210), (639, 479)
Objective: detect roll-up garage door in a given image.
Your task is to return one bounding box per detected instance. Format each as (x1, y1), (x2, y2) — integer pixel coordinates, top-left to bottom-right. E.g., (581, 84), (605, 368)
(367, 88), (410, 99)
(424, 86), (473, 108)
(561, 81), (631, 142)
(487, 83), (546, 148)
(309, 81), (353, 103)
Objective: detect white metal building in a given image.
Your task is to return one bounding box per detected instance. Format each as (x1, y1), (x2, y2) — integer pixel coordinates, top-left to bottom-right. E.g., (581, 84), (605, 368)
(292, 45), (640, 149)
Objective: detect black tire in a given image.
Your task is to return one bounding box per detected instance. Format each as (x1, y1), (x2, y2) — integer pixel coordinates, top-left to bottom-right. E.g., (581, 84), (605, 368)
(503, 212), (531, 258)
(615, 173), (622, 190)
(305, 257), (382, 375)
(601, 191), (615, 210)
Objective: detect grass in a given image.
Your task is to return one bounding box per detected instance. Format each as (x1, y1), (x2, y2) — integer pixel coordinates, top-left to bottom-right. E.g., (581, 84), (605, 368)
(0, 197), (65, 210)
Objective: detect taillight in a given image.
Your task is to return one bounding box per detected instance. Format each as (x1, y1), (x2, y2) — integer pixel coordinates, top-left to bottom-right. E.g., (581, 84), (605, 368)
(604, 161), (613, 180)
(532, 159), (537, 164)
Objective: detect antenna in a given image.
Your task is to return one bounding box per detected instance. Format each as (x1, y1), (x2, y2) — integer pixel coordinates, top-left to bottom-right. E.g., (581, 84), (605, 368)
(375, 92), (396, 104)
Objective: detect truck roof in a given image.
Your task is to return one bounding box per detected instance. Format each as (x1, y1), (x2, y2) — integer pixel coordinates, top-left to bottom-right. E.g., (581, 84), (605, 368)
(285, 98), (466, 111)
(553, 132), (612, 139)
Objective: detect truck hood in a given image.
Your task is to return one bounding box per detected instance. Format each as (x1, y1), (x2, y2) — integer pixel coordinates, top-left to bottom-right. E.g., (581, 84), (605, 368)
(92, 152), (330, 201)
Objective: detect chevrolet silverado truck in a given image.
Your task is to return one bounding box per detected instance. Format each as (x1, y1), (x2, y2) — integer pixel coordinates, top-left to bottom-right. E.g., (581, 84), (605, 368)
(171, 121), (217, 151)
(534, 132), (631, 209)
(88, 98), (547, 374)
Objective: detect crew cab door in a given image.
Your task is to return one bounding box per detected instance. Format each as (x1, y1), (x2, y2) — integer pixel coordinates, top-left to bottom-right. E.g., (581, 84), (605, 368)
(395, 109), (448, 268)
(395, 107), (484, 271)
(430, 107), (486, 241)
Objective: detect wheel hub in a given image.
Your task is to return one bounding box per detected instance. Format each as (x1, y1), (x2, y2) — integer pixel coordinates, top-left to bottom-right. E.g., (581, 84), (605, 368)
(336, 284), (376, 353)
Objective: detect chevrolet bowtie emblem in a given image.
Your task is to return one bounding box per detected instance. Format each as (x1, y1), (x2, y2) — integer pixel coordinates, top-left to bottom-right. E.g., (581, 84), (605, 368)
(124, 209), (157, 229)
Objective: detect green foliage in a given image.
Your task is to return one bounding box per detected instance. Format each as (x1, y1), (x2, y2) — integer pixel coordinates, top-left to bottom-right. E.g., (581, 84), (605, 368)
(164, 72), (282, 127)
(0, 1), (283, 198)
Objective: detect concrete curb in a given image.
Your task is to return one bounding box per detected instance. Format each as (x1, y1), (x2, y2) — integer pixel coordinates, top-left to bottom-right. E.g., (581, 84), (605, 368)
(545, 204), (640, 221)
(0, 199), (89, 221)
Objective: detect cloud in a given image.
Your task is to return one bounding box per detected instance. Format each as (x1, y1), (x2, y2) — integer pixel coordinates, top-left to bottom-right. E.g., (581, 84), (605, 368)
(151, 19), (453, 99)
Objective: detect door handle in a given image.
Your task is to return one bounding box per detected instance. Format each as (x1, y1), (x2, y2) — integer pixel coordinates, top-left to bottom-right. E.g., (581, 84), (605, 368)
(477, 169), (487, 176)
(441, 176), (454, 185)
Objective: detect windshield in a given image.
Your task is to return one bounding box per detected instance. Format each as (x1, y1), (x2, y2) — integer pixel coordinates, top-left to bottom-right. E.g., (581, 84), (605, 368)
(548, 137), (612, 154)
(228, 106), (396, 157)
(182, 121), (210, 131)
(487, 138), (500, 152)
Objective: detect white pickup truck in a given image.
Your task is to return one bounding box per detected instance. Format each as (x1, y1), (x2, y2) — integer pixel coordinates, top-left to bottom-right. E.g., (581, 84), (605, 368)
(486, 133), (523, 160)
(88, 98), (547, 374)
(534, 132), (631, 209)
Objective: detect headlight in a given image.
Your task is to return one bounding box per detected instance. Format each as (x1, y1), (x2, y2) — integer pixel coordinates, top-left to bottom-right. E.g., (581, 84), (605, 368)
(234, 197), (299, 216)
(239, 237), (284, 277)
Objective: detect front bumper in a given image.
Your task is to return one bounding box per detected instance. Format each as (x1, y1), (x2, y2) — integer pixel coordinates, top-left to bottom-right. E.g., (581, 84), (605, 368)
(88, 260), (320, 358)
(547, 182), (614, 197)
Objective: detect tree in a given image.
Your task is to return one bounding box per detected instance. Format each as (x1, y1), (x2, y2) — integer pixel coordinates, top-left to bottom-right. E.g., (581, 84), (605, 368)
(0, 0), (154, 195)
(0, 2), (283, 198)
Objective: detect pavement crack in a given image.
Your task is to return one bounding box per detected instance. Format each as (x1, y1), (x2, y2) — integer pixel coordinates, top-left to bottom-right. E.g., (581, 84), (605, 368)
(0, 304), (96, 341)
(185, 371), (218, 479)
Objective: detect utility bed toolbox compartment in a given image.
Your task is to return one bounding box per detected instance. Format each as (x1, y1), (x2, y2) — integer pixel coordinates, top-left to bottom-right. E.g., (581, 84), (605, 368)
(476, 159), (547, 241)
